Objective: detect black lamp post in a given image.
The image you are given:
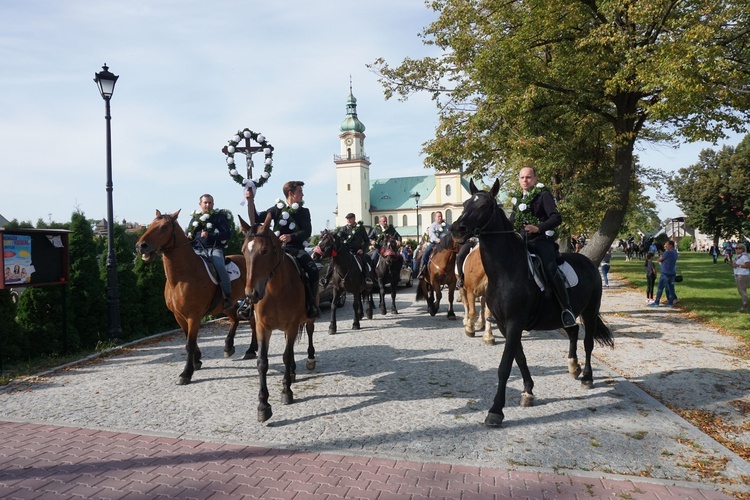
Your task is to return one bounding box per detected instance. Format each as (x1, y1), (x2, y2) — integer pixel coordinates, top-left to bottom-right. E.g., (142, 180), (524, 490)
(94, 64), (122, 343)
(411, 192), (421, 242)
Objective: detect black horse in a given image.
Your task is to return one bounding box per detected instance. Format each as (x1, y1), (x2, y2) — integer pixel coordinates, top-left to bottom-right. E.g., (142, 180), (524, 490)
(451, 179), (614, 428)
(312, 230), (375, 335)
(374, 234), (403, 315)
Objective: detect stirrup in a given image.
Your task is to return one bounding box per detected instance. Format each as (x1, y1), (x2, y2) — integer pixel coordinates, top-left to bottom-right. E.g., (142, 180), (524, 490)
(365, 278), (374, 287)
(456, 277), (464, 288)
(561, 309), (577, 327)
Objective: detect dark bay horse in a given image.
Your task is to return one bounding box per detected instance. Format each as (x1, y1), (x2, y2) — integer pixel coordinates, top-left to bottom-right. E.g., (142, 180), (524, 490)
(238, 214), (316, 423)
(135, 210), (250, 385)
(459, 242), (495, 345)
(312, 229), (374, 335)
(451, 180), (614, 427)
(416, 233), (459, 319)
(374, 234), (403, 315)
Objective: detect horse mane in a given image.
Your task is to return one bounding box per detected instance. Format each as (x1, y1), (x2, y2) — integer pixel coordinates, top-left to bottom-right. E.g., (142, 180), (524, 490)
(435, 232), (456, 252)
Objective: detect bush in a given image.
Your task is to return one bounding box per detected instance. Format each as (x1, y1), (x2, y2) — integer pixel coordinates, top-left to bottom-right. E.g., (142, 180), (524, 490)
(678, 236), (694, 252)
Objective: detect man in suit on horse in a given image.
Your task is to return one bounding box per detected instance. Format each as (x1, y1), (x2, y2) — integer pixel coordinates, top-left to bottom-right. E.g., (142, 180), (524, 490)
(187, 194), (235, 310)
(510, 166), (577, 327)
(245, 180), (320, 318)
(368, 215), (402, 266)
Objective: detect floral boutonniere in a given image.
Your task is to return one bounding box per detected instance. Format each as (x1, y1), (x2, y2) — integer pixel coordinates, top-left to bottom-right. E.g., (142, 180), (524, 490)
(435, 221), (447, 238)
(186, 209), (234, 243)
(510, 183), (552, 234)
(375, 224), (394, 242)
(273, 199), (304, 236)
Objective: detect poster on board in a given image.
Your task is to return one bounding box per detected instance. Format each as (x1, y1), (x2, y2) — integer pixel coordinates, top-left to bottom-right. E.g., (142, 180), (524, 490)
(3, 234), (34, 285)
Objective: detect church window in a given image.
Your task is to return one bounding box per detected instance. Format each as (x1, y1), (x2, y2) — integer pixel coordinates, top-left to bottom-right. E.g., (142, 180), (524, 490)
(373, 216), (378, 226)
(388, 215), (393, 225)
(445, 209), (453, 224)
(402, 215), (407, 226)
(347, 184), (351, 191)
(446, 184), (451, 196)
(347, 148), (351, 159)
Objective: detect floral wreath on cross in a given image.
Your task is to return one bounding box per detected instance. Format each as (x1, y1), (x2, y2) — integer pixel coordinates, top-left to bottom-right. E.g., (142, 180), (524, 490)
(224, 128), (274, 191)
(272, 199), (303, 237)
(186, 209), (235, 246)
(510, 182), (553, 234)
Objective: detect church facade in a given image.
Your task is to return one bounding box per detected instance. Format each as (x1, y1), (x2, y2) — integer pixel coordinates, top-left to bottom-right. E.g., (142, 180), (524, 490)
(333, 86), (475, 241)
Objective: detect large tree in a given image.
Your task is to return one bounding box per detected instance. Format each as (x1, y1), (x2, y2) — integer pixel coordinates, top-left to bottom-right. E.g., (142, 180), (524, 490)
(372, 0), (750, 261)
(668, 135), (750, 245)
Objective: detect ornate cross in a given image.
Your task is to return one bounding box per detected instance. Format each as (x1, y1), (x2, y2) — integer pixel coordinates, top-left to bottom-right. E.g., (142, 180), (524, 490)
(221, 137), (262, 179)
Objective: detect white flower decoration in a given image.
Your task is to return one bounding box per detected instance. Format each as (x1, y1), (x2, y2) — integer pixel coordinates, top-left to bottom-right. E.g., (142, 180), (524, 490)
(263, 147), (271, 155)
(276, 202), (284, 209)
(537, 183), (545, 188)
(275, 231), (281, 237)
(291, 203), (299, 210)
(200, 213), (210, 221)
(265, 158), (272, 166)
(257, 134), (265, 142)
(232, 134), (240, 142)
(230, 169), (238, 176)
(545, 230), (555, 237)
(261, 172), (270, 178)
(282, 211), (290, 220)
(289, 222), (296, 230)
(243, 130), (251, 138)
(511, 197), (517, 205)
(518, 203), (528, 212)
(279, 219), (288, 226)
(206, 223), (213, 229)
(227, 145), (235, 153)
(192, 221), (199, 227)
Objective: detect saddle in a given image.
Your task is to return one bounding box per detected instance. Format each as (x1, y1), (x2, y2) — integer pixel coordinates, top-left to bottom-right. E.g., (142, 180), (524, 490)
(199, 256), (242, 286)
(526, 253), (578, 291)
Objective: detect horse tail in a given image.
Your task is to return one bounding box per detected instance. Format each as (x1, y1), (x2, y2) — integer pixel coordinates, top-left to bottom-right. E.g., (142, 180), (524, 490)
(416, 281), (425, 301)
(594, 315), (615, 348)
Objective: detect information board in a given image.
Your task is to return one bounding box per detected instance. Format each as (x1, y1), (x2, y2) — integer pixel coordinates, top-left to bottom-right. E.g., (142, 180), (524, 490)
(1, 228), (70, 289)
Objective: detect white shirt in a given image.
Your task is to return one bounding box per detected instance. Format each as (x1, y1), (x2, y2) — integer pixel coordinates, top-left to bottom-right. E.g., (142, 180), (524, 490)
(733, 252), (750, 276)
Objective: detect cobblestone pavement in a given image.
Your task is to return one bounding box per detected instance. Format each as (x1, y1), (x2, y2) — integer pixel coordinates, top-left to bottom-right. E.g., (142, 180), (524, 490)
(0, 276), (747, 498)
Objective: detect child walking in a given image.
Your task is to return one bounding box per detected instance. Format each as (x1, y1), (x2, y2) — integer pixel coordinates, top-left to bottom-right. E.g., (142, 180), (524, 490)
(645, 252), (656, 302)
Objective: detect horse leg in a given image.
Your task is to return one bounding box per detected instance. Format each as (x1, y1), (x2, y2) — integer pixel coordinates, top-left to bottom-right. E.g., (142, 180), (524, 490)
(486, 327), (523, 427)
(352, 292), (362, 330)
(563, 324), (582, 378)
(223, 314), (239, 358)
(390, 277), (398, 314)
(256, 333), (273, 422)
(243, 315), (258, 360)
(462, 288), (476, 337)
(328, 291), (337, 335)
(428, 286), (439, 316)
(281, 328), (296, 405)
(365, 289), (374, 320)
(305, 320), (316, 370)
(178, 318), (201, 385)
(481, 299), (495, 346)
(379, 279), (387, 315)
(447, 283), (456, 319)
(580, 315), (597, 388)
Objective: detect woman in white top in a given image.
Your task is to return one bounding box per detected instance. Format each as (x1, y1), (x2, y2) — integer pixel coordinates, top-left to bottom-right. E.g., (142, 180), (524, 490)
(730, 243), (750, 312)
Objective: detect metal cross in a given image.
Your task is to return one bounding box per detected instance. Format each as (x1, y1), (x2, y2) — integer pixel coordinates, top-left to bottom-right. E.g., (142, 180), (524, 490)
(221, 134), (263, 179)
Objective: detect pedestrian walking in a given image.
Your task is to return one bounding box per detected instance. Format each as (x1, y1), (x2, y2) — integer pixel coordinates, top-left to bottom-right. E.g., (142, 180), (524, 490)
(729, 243), (749, 312)
(600, 248), (612, 286)
(645, 252), (656, 302)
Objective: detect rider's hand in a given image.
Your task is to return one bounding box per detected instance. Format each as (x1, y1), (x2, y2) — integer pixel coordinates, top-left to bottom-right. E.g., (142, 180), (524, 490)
(279, 234), (291, 243)
(523, 224), (540, 234)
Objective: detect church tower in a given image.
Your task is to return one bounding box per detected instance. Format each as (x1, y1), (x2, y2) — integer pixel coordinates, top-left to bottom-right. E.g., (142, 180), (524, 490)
(334, 81), (370, 227)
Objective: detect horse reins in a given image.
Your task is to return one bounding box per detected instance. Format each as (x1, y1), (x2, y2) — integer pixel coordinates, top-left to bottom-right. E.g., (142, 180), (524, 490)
(159, 214), (193, 254)
(245, 231), (284, 280)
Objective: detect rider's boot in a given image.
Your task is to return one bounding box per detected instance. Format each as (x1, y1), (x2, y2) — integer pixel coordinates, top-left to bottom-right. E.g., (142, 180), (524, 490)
(236, 300), (253, 320)
(306, 278), (320, 319)
(550, 271), (577, 327)
(220, 283), (235, 311)
(456, 273), (464, 288)
(416, 262), (426, 280)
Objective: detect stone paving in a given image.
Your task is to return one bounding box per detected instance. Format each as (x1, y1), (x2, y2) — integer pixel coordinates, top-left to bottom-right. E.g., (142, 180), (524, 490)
(0, 276), (747, 498)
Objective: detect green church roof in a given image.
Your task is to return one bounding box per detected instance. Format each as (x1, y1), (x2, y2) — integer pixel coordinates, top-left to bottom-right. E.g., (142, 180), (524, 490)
(369, 176), (434, 211)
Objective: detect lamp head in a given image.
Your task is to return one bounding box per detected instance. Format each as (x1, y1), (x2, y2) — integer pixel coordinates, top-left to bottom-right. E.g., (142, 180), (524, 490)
(94, 64), (119, 99)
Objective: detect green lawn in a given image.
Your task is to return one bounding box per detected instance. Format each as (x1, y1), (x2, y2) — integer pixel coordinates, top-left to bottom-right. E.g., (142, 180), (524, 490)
(610, 250), (750, 345)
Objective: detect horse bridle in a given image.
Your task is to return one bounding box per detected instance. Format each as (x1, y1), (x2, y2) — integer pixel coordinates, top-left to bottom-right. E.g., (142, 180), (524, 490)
(157, 214), (190, 254)
(245, 231), (284, 280)
(320, 231), (355, 282)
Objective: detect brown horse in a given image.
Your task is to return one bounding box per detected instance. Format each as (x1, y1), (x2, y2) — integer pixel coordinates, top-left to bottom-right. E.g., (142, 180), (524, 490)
(135, 210), (249, 385)
(239, 214), (316, 423)
(459, 242), (495, 345)
(416, 233), (459, 318)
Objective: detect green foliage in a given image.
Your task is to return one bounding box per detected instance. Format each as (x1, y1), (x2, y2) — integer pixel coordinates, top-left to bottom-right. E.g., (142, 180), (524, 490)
(678, 236), (694, 253)
(0, 289), (24, 362)
(100, 224), (144, 340)
(612, 252), (749, 343)
(15, 285), (74, 356)
(134, 254), (176, 334)
(669, 136), (750, 242)
(68, 211), (106, 348)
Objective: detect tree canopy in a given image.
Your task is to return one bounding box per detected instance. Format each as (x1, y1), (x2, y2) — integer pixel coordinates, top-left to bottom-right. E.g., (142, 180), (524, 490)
(371, 0), (750, 261)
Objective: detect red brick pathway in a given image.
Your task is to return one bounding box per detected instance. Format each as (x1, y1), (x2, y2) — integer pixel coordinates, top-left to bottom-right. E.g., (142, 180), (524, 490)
(0, 421), (732, 499)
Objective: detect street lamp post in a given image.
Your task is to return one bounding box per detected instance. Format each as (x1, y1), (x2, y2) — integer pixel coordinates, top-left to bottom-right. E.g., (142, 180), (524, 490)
(94, 64), (122, 343)
(411, 192), (421, 242)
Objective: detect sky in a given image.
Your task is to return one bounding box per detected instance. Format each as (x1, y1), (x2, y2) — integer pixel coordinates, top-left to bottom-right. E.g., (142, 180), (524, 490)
(0, 0), (745, 233)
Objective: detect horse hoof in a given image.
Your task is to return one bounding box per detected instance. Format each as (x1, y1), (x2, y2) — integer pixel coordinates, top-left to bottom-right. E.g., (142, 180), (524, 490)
(306, 358), (316, 370)
(328, 327), (337, 335)
(282, 392), (294, 405)
(380, 308), (387, 315)
(258, 407), (273, 423)
(581, 379), (594, 389)
(464, 329), (476, 337)
(391, 309), (398, 314)
(429, 308), (437, 317)
(352, 323), (361, 330)
(242, 350), (257, 360)
(570, 367), (582, 379)
(177, 376), (191, 386)
(224, 347), (235, 358)
(366, 312), (373, 320)
(484, 412), (504, 427)
(447, 312), (456, 319)
(520, 392), (534, 407)
(194, 361), (202, 370)
(483, 336), (495, 346)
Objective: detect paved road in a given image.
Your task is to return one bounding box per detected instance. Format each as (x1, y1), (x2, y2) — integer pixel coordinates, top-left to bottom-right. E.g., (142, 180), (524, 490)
(0, 276), (747, 498)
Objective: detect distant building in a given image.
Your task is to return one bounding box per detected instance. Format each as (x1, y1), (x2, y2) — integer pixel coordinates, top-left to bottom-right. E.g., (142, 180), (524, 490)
(0, 213), (9, 228)
(333, 85), (482, 240)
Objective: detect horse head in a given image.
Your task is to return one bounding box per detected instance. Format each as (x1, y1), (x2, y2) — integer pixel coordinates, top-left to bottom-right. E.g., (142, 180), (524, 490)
(239, 213), (283, 304)
(136, 209), (183, 262)
(311, 229), (339, 261)
(380, 234), (399, 258)
(451, 179), (503, 243)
